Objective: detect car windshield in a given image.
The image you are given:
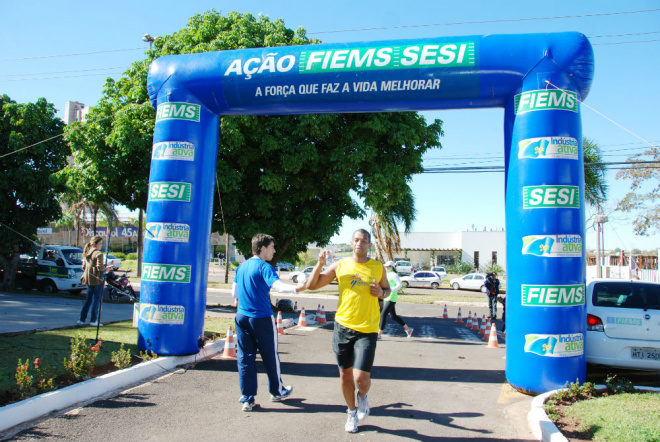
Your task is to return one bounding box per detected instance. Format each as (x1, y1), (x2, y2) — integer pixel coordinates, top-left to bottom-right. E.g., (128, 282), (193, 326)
(61, 249), (83, 265)
(593, 282), (660, 310)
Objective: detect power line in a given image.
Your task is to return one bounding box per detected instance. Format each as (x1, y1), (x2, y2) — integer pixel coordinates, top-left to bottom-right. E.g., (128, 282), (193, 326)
(0, 66), (127, 78)
(309, 8), (660, 35)
(0, 47), (145, 62)
(593, 39), (660, 46)
(0, 70), (126, 83)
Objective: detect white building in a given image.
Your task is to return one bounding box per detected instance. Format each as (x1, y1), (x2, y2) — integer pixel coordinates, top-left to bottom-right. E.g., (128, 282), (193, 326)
(399, 230), (506, 271)
(63, 101), (89, 125)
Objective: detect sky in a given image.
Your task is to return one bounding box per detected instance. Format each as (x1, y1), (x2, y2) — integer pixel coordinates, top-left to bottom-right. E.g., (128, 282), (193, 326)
(1, 0), (658, 252)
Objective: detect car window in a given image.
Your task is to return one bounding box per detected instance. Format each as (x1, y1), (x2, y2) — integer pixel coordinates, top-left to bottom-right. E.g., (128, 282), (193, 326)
(108, 255), (116, 259)
(464, 275), (473, 280)
(474, 275), (485, 281)
(593, 282), (660, 310)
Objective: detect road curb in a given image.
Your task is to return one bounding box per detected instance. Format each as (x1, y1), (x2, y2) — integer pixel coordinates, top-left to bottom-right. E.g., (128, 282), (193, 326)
(528, 385), (660, 441)
(0, 339), (226, 438)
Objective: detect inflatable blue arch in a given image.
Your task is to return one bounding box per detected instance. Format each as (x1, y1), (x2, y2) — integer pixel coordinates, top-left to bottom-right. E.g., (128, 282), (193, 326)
(140, 32), (594, 394)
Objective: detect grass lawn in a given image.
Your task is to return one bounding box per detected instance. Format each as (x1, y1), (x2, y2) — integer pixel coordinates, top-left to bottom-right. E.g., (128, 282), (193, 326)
(0, 317), (234, 402)
(562, 392), (660, 441)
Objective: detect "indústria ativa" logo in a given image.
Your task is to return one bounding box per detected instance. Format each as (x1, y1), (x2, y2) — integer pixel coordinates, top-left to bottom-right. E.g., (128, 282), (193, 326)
(522, 234), (582, 257)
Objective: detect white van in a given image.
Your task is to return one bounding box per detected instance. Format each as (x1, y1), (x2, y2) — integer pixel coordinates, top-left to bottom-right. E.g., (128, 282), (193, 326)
(394, 261), (413, 276)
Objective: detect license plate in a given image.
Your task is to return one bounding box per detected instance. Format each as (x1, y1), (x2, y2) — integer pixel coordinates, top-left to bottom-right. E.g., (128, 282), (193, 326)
(631, 348), (660, 361)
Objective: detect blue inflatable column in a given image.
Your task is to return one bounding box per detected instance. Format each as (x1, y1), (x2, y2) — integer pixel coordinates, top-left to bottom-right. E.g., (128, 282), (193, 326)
(503, 62), (587, 393)
(138, 79), (219, 355)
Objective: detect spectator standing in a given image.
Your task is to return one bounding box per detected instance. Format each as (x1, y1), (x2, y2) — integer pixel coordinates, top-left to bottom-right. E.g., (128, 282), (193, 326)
(78, 236), (105, 326)
(484, 272), (500, 319)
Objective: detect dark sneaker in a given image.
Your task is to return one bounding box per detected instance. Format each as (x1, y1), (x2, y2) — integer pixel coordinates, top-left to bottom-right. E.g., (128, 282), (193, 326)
(356, 393), (370, 421)
(270, 386), (293, 402)
(345, 408), (358, 433)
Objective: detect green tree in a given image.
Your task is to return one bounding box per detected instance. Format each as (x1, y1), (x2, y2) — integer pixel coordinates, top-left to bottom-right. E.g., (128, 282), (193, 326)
(63, 10), (442, 264)
(583, 137), (608, 206)
(369, 187), (418, 262)
(0, 95), (68, 289)
(616, 144), (659, 235)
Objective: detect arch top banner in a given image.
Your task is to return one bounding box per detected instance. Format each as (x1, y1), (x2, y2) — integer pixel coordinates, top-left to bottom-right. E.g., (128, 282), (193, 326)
(148, 32), (594, 116)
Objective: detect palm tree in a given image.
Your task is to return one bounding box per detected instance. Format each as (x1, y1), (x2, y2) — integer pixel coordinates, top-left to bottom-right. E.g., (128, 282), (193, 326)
(369, 189), (416, 262)
(583, 137), (608, 205)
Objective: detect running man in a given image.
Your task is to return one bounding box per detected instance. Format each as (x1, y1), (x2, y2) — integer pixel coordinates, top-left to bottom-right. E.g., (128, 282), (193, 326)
(233, 233), (304, 411)
(302, 229), (390, 433)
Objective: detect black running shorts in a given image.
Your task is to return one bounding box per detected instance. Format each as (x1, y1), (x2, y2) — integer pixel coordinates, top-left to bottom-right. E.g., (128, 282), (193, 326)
(332, 321), (378, 372)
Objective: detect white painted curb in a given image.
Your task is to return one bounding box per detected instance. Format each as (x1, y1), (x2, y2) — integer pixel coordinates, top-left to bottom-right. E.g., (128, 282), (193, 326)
(528, 384), (660, 441)
(0, 339), (225, 436)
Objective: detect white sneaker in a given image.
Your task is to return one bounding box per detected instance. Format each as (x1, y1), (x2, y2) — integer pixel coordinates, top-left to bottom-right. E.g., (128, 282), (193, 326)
(406, 328), (414, 338)
(345, 408), (358, 433)
(270, 385), (293, 402)
(242, 401), (255, 411)
(76, 320), (84, 326)
(90, 322), (103, 327)
(356, 393), (370, 421)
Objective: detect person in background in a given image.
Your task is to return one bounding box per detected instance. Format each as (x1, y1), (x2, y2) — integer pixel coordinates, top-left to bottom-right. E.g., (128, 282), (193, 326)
(302, 229), (390, 433)
(497, 294), (506, 336)
(378, 261), (413, 340)
(78, 236), (106, 326)
(233, 233), (304, 412)
(484, 272), (500, 319)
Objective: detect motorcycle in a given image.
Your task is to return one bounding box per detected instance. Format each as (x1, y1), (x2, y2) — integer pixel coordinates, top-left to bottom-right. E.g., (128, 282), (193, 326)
(105, 270), (139, 303)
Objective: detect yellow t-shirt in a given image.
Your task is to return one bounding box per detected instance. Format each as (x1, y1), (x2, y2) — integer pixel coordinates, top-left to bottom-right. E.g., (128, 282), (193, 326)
(335, 258), (383, 333)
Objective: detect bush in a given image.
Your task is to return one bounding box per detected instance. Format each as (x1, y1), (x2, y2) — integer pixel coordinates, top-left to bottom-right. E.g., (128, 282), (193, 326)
(110, 252), (126, 260)
(111, 343), (132, 370)
(484, 262), (505, 275)
(14, 358), (55, 400)
(126, 253), (138, 260)
(63, 333), (101, 381)
(447, 262), (473, 274)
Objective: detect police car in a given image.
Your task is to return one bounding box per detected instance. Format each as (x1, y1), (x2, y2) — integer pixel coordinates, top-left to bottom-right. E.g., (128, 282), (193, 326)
(586, 279), (660, 370)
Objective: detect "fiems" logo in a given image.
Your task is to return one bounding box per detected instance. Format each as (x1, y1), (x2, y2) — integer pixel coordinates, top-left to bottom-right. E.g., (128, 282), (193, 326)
(142, 263), (191, 283)
(156, 102), (200, 122)
(514, 90), (578, 114)
(522, 284), (585, 306)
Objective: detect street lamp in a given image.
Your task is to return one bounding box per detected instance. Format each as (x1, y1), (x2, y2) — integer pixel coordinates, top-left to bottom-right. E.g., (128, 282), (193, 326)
(142, 33), (155, 50)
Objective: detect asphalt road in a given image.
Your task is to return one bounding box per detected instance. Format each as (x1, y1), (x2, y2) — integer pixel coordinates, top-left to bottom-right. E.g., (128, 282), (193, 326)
(6, 303), (537, 442)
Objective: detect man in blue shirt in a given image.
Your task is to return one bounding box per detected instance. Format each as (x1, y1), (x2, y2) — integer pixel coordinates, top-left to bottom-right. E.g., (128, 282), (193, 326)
(233, 233), (303, 411)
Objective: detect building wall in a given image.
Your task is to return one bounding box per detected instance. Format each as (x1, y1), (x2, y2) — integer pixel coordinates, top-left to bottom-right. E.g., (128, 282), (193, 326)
(398, 230), (506, 271)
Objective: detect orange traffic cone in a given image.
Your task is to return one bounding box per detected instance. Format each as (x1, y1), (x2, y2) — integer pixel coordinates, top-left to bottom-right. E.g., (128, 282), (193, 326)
(487, 324), (499, 348)
(316, 305), (326, 324)
(298, 307), (307, 327)
(233, 297), (238, 308)
(456, 307), (463, 324)
(277, 311), (285, 335)
(442, 304), (448, 319)
(466, 311), (473, 328)
(472, 315), (480, 331)
(293, 301), (298, 313)
(221, 326), (237, 359)
(479, 315), (487, 336)
(483, 317), (492, 341)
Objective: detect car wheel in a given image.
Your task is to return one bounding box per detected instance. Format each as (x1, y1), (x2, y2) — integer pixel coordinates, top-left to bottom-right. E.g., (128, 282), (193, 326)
(480, 285), (487, 293)
(452, 283), (460, 290)
(40, 280), (57, 294)
(292, 275), (298, 283)
(402, 281), (409, 288)
(431, 282), (439, 289)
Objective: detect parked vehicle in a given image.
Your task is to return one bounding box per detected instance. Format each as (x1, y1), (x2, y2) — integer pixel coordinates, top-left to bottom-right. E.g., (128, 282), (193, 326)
(276, 262), (295, 271)
(289, 266), (327, 283)
(586, 279), (660, 370)
(431, 266), (448, 278)
(105, 254), (122, 271)
(290, 266), (314, 284)
(394, 261), (413, 276)
(15, 245), (86, 295)
(401, 271), (443, 289)
(450, 273), (488, 292)
(105, 270), (138, 302)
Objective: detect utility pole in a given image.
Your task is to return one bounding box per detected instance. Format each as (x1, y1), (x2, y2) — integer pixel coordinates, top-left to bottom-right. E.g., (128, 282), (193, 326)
(594, 204), (608, 279)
